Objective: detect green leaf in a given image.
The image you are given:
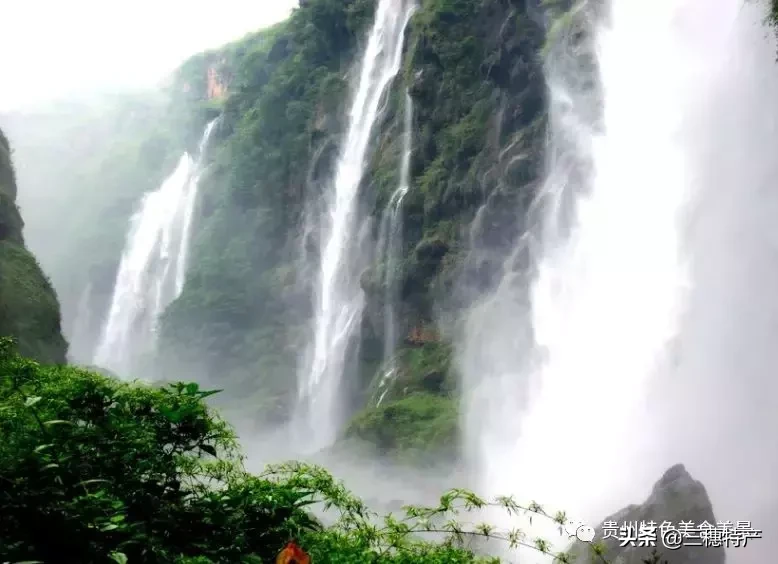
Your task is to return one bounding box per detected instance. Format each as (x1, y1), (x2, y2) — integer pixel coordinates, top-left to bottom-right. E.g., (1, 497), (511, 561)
(159, 407), (183, 423)
(33, 443), (53, 453)
(43, 419), (73, 426)
(109, 553), (128, 564)
(77, 478), (112, 487)
(101, 523), (119, 532)
(197, 388), (223, 399)
(25, 396), (42, 407)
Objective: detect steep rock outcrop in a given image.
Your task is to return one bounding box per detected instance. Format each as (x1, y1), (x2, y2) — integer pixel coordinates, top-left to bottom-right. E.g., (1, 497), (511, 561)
(0, 128), (67, 363)
(574, 464), (726, 564)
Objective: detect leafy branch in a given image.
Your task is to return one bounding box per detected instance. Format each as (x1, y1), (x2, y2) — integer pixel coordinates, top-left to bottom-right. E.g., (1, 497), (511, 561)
(262, 462), (610, 563)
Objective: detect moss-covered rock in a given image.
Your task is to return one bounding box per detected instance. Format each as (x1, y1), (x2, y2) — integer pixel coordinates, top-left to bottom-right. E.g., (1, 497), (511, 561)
(355, 0), (549, 426)
(344, 392), (458, 464)
(0, 129), (67, 363)
(365, 340), (455, 406)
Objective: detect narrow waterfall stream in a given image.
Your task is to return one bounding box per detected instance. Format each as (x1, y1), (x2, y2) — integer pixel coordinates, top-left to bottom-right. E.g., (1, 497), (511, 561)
(94, 119), (217, 376)
(297, 0), (416, 451)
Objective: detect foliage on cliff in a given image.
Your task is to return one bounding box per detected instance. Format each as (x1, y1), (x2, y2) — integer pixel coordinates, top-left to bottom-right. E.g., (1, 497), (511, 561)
(157, 0), (378, 422)
(0, 128), (67, 364)
(3, 0), (564, 458)
(156, 0), (550, 454)
(0, 338), (602, 564)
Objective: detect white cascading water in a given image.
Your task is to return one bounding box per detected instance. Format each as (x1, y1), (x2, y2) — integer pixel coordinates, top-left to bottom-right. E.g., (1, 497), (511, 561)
(375, 92), (413, 407)
(651, 3), (778, 562)
(93, 119), (217, 376)
(297, 0), (416, 450)
(459, 0), (763, 559)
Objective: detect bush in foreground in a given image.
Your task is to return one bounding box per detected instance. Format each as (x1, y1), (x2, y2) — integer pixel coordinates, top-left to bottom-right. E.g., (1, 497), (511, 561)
(0, 337), (612, 563)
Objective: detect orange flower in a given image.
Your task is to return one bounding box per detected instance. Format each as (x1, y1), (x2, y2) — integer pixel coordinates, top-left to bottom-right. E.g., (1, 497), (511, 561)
(276, 541), (310, 564)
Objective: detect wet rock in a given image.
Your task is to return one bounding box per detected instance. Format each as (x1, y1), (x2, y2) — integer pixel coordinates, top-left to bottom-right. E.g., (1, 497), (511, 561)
(573, 464), (725, 564)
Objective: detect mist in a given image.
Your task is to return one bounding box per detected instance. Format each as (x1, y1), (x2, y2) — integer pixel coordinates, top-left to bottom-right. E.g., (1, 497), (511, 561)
(2, 0), (778, 562)
(653, 2), (778, 559)
(0, 0), (298, 111)
(457, 1), (778, 562)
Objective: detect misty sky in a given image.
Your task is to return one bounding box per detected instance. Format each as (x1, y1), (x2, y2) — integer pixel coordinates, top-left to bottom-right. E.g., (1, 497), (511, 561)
(0, 0), (298, 111)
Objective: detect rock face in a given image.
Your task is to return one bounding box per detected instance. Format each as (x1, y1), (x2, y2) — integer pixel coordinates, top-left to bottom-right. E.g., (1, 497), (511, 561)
(206, 65), (227, 100)
(0, 128), (67, 363)
(575, 464), (725, 564)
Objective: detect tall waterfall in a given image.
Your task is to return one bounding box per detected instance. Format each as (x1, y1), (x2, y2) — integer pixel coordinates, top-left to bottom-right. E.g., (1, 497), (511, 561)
(375, 92), (413, 407)
(459, 0), (772, 557)
(297, 0), (416, 451)
(652, 3), (778, 561)
(93, 119), (217, 377)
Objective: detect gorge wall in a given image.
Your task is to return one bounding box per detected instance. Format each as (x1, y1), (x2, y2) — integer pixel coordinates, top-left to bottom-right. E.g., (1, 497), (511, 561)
(0, 0), (577, 461)
(0, 127), (67, 364)
(148, 0), (561, 463)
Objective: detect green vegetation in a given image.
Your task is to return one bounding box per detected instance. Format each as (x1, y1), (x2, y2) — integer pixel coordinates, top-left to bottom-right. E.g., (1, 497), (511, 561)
(0, 243), (67, 363)
(2, 0), (574, 460)
(153, 0), (550, 447)
(0, 0), (558, 464)
(0, 337), (613, 563)
(0, 128), (66, 364)
(346, 392), (459, 463)
(157, 0), (380, 422)
(2, 0), (553, 449)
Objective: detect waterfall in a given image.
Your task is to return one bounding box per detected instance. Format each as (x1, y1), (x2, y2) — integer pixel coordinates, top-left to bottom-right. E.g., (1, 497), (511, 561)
(297, 0), (416, 451)
(459, 0), (762, 558)
(93, 119), (217, 377)
(652, 3), (778, 562)
(375, 92), (413, 407)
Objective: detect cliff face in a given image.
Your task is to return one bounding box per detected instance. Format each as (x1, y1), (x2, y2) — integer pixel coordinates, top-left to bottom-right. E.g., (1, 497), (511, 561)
(0, 128), (67, 363)
(156, 0), (378, 422)
(2, 0), (569, 456)
(153, 0), (558, 458)
(206, 65), (228, 99)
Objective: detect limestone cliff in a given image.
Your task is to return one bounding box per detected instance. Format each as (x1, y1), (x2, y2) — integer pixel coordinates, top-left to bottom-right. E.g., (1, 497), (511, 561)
(0, 128), (67, 363)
